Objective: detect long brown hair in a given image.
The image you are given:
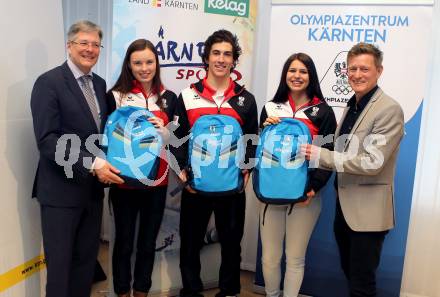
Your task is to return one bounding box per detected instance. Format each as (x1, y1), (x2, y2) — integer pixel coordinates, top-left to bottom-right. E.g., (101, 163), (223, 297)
(110, 39), (164, 110)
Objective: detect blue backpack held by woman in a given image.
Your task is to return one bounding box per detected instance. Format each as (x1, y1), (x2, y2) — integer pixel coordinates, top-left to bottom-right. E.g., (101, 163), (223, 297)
(104, 106), (162, 187)
(253, 118), (312, 209)
(187, 114), (244, 195)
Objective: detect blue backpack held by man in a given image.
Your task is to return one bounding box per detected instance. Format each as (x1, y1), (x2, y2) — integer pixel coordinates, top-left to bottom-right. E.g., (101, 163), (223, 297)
(187, 114), (244, 195)
(253, 118), (312, 212)
(103, 106), (162, 187)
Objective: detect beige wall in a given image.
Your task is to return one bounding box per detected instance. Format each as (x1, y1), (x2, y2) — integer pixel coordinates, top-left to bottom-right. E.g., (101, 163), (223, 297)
(401, 0), (440, 296)
(0, 1), (64, 296)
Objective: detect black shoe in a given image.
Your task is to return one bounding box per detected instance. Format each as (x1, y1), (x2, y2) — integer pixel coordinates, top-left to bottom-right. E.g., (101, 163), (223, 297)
(93, 261), (106, 283)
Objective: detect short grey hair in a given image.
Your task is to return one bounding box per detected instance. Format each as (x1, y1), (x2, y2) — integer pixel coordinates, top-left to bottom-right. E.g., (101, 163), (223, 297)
(67, 20), (103, 41)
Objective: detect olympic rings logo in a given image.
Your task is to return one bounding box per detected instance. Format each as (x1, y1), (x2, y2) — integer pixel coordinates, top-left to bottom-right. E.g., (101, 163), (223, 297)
(332, 84), (352, 95)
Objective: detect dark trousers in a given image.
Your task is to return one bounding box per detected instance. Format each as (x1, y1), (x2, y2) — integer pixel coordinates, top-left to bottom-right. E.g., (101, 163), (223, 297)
(40, 199), (103, 297)
(110, 186), (166, 294)
(179, 190), (246, 297)
(334, 200), (388, 297)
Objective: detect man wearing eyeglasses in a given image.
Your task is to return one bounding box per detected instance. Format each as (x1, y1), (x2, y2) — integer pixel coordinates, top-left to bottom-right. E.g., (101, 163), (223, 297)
(30, 20), (123, 297)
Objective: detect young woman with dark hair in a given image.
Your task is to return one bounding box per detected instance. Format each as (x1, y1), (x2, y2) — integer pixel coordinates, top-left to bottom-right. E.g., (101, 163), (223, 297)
(259, 53), (337, 297)
(107, 38), (177, 297)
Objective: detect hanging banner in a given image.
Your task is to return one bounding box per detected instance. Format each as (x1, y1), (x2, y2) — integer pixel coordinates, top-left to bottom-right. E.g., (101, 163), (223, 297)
(111, 0), (257, 294)
(112, 0), (257, 94)
(254, 3), (432, 297)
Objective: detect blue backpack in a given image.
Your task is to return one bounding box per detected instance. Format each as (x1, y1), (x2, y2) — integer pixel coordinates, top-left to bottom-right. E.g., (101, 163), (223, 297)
(104, 106), (162, 187)
(187, 115), (244, 195)
(253, 118), (312, 212)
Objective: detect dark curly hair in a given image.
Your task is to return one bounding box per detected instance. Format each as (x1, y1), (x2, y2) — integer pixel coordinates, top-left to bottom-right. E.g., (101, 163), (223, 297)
(202, 29), (242, 71)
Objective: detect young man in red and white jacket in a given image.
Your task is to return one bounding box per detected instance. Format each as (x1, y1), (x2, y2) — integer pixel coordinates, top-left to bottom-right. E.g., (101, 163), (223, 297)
(171, 30), (258, 297)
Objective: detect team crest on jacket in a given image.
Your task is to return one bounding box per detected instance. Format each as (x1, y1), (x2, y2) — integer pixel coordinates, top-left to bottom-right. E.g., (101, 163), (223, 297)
(162, 98), (168, 108)
(310, 106), (319, 117)
(237, 96), (245, 106)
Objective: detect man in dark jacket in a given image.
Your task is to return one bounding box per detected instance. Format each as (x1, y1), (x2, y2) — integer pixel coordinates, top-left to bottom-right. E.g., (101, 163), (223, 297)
(30, 20), (123, 297)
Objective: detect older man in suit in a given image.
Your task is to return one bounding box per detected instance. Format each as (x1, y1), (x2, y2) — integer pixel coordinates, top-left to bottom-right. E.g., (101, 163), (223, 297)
(302, 43), (404, 297)
(31, 20), (123, 297)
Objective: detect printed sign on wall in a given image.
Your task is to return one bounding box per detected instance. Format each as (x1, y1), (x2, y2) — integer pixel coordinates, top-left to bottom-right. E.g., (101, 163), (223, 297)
(254, 4), (432, 297)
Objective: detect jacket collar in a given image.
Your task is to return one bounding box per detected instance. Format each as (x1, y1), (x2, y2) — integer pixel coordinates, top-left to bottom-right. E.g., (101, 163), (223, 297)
(287, 94), (321, 112)
(347, 85), (379, 112)
(335, 87), (384, 151)
(67, 58), (93, 79)
(131, 80), (165, 101)
(61, 61), (102, 132)
(191, 78), (244, 102)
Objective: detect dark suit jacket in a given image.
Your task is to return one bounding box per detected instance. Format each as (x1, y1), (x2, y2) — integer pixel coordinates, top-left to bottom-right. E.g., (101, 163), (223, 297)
(31, 61), (109, 207)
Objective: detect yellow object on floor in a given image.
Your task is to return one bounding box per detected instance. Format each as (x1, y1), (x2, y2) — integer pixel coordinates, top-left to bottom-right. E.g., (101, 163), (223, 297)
(0, 254), (46, 292)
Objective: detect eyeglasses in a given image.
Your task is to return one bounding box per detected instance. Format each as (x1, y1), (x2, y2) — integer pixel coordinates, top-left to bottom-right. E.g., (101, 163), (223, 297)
(70, 40), (103, 50)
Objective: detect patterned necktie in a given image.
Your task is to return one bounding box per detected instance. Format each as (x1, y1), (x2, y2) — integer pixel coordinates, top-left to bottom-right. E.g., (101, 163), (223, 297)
(80, 75), (101, 130)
